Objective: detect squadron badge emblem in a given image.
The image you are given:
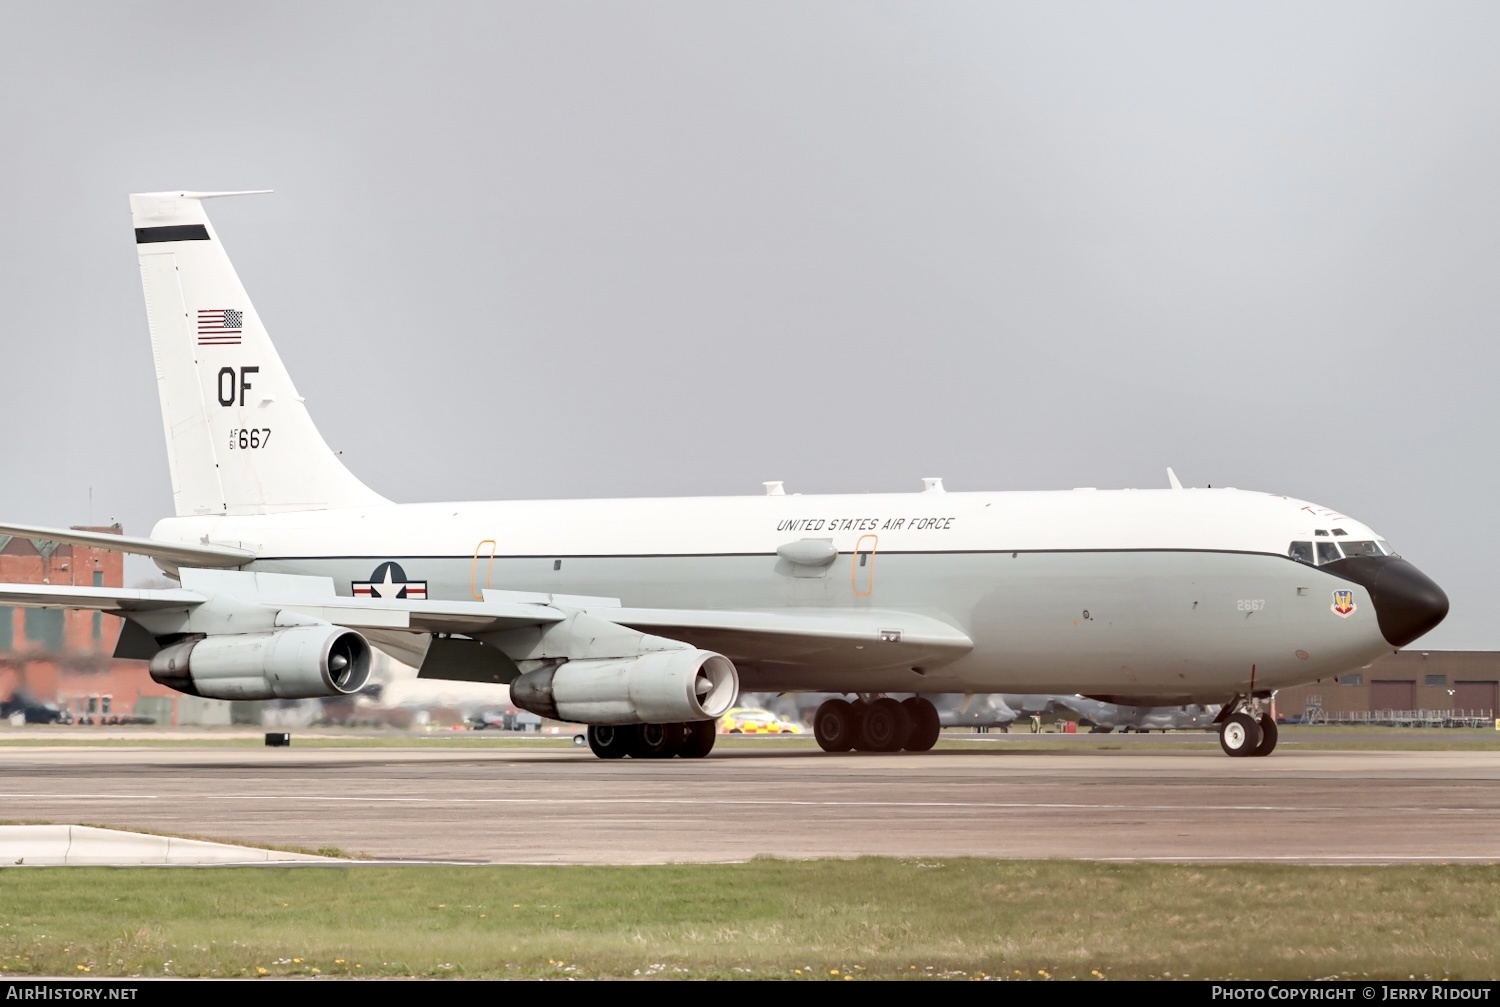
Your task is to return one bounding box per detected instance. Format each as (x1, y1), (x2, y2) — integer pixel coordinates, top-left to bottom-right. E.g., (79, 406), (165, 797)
(353, 561), (428, 600)
(1330, 589), (1356, 618)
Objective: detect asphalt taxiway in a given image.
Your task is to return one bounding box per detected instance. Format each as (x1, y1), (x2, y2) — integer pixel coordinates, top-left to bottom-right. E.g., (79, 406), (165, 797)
(1, 743), (1496, 864)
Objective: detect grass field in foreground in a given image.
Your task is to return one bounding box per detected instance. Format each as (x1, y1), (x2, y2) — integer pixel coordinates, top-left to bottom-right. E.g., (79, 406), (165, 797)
(0, 861), (1496, 980)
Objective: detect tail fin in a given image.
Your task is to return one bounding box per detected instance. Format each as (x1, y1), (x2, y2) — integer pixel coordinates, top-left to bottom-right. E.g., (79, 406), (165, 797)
(131, 191), (388, 517)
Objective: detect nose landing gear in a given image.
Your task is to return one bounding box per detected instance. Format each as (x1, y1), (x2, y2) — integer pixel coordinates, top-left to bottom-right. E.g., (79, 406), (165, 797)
(814, 695), (941, 753)
(1216, 697), (1278, 758)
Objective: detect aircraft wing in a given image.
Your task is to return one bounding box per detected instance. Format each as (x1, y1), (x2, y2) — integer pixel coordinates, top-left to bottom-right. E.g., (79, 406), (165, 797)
(0, 569), (972, 682)
(0, 575), (568, 634)
(0, 521), (253, 568)
(590, 606), (973, 673)
(283, 597), (566, 635)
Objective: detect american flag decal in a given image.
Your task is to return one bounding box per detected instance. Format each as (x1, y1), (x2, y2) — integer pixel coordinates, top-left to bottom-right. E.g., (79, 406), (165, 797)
(197, 308), (243, 345)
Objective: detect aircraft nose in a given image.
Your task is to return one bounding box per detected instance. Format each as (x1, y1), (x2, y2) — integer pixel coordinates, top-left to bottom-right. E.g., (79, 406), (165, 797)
(1367, 559), (1449, 648)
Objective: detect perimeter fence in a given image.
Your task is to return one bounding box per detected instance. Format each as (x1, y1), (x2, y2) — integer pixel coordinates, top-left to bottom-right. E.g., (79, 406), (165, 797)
(1301, 707), (1495, 728)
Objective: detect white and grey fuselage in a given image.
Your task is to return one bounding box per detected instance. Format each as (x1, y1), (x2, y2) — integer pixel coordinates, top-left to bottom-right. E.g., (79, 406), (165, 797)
(153, 484), (1447, 703)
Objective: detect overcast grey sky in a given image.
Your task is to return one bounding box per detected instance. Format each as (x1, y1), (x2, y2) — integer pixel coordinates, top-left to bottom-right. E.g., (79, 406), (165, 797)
(1, 2), (1496, 647)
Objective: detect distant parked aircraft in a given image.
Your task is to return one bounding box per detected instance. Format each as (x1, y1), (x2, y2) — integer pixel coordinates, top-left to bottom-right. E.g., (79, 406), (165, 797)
(758, 692), (1221, 733)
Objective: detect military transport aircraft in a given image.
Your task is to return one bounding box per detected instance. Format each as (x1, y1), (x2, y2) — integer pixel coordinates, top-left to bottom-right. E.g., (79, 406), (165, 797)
(0, 192), (1450, 760)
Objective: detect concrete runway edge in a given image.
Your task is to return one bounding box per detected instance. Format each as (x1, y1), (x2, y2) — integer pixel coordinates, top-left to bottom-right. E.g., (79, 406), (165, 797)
(1, 745), (1496, 865)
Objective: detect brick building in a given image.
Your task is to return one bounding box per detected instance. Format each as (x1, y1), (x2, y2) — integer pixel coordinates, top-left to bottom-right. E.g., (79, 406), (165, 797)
(0, 525), (185, 723)
(1275, 650), (1499, 721)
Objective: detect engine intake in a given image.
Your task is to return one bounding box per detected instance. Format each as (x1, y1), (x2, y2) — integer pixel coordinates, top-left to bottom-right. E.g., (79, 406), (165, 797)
(149, 626), (373, 700)
(510, 649), (738, 725)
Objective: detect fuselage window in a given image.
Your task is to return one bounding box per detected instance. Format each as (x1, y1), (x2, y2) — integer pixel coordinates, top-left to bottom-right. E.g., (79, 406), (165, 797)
(1316, 541), (1342, 565)
(1340, 540), (1382, 559)
(1288, 541), (1314, 565)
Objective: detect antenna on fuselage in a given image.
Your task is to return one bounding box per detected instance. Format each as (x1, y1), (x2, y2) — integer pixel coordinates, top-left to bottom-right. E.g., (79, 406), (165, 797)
(1167, 467), (1183, 490)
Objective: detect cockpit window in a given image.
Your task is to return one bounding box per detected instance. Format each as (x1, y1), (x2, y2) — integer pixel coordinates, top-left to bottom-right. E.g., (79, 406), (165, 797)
(1376, 538), (1395, 556)
(1316, 541), (1342, 565)
(1340, 540), (1383, 559)
(1332, 528), (1348, 536)
(1288, 541), (1314, 565)
(1314, 530), (1329, 537)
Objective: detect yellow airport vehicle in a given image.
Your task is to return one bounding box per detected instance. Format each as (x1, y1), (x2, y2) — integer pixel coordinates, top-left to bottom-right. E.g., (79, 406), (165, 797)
(719, 707), (805, 735)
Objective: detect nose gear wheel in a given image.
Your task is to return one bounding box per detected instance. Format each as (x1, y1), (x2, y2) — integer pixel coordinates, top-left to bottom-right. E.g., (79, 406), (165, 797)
(1218, 712), (1263, 758)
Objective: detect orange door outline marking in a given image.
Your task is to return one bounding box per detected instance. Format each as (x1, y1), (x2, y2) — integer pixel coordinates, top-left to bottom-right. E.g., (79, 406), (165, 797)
(470, 539), (496, 600)
(852, 534), (878, 597)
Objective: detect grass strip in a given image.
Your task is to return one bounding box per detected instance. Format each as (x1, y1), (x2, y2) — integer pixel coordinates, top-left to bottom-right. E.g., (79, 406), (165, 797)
(0, 859), (1495, 980)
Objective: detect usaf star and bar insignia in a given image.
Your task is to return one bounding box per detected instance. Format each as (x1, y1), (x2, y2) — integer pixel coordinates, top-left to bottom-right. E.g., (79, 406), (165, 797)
(352, 561), (427, 600)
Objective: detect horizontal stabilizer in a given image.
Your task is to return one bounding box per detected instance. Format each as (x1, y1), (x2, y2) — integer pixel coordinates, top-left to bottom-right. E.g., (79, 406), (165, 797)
(0, 522), (253, 568)
(0, 583), (206, 612)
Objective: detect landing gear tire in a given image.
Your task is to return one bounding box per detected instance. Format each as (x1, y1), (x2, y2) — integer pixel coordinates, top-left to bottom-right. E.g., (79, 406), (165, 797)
(1251, 717), (1279, 757)
(900, 697), (941, 752)
(587, 724), (634, 760)
(636, 722), (685, 759)
(1218, 713), (1262, 758)
(862, 698), (912, 752)
(813, 699), (861, 753)
(677, 720), (717, 759)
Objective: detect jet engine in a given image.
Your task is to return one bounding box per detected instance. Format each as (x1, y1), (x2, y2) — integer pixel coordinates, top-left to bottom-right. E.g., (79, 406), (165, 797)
(148, 626), (373, 700)
(509, 649), (738, 725)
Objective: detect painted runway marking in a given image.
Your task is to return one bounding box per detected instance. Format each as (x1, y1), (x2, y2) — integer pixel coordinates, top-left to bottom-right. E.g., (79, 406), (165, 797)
(1, 793), (1495, 814)
(0, 792), (160, 800)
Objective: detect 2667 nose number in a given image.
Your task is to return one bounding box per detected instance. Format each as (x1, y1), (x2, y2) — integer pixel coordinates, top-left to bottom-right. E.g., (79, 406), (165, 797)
(228, 428), (272, 450)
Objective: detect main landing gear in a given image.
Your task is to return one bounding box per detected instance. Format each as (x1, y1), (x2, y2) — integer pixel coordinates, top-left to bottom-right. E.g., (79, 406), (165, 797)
(813, 696), (942, 753)
(586, 721), (717, 760)
(1216, 697), (1278, 758)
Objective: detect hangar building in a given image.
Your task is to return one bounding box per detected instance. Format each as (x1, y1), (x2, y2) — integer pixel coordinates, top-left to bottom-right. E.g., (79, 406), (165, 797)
(1275, 651), (1498, 724)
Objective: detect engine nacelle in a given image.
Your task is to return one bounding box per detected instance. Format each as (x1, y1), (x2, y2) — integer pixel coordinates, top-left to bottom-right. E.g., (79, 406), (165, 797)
(148, 626), (373, 701)
(509, 649), (738, 725)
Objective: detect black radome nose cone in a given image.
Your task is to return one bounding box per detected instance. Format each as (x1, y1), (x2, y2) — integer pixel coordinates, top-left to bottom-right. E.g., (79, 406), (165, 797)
(1368, 559), (1449, 648)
